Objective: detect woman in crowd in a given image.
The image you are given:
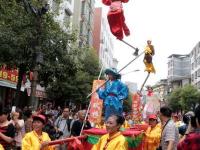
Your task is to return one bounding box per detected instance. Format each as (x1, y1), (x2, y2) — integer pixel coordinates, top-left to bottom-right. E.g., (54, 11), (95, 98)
(11, 109), (25, 149)
(0, 108), (15, 149)
(144, 114), (161, 150)
(22, 114), (54, 150)
(92, 114), (128, 150)
(24, 110), (33, 133)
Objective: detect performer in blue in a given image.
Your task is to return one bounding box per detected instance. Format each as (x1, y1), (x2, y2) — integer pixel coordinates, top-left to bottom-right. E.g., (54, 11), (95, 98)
(97, 68), (128, 120)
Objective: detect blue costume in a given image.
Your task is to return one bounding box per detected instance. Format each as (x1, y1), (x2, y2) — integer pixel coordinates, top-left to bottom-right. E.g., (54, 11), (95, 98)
(97, 70), (128, 120)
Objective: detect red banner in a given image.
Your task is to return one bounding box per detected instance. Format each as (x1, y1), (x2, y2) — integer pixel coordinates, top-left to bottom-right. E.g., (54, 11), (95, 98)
(132, 93), (142, 122)
(88, 80), (105, 124)
(0, 68), (18, 83)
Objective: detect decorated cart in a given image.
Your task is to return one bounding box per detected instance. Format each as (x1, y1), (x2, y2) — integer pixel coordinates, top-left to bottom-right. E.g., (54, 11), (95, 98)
(48, 127), (147, 150)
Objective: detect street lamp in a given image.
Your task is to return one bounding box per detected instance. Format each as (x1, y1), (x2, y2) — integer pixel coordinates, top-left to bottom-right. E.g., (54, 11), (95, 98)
(23, 0), (49, 110)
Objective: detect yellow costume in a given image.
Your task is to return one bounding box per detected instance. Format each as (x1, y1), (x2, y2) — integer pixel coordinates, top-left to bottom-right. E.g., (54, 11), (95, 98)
(22, 131), (54, 150)
(122, 120), (130, 128)
(0, 144), (4, 150)
(95, 123), (106, 129)
(144, 123), (161, 150)
(92, 132), (128, 150)
(144, 43), (155, 73)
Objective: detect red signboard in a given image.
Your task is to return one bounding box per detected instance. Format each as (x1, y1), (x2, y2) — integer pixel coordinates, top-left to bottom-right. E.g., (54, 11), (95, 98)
(88, 80), (105, 124)
(132, 93), (142, 122)
(0, 68), (18, 83)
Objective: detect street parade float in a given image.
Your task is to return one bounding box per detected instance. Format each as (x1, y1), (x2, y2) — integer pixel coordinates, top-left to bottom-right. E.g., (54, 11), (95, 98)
(46, 0), (159, 149)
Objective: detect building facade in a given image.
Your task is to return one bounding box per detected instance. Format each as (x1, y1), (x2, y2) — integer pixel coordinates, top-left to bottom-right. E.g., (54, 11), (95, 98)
(167, 54), (191, 90)
(153, 79), (168, 100)
(49, 0), (74, 32)
(190, 41), (200, 89)
(73, 0), (95, 47)
(93, 7), (117, 68)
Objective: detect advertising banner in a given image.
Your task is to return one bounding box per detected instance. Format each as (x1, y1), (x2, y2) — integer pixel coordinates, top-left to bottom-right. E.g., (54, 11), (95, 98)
(88, 80), (104, 124)
(132, 93), (142, 122)
(0, 68), (18, 83)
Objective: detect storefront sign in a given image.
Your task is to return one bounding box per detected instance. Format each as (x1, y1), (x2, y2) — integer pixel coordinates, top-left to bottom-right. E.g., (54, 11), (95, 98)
(0, 68), (18, 83)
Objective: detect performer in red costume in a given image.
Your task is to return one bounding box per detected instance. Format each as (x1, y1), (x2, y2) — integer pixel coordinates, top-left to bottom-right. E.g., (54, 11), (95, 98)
(102, 0), (130, 40)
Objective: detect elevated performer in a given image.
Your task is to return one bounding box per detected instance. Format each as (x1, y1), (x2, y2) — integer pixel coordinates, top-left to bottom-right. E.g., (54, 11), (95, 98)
(143, 40), (155, 73)
(97, 68), (128, 120)
(102, 0), (130, 40)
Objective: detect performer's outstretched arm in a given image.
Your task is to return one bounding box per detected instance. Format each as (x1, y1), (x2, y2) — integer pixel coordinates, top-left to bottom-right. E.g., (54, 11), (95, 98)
(117, 83), (128, 101)
(97, 88), (107, 100)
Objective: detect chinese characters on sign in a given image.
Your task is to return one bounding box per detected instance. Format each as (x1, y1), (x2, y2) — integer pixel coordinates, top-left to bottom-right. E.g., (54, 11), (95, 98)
(0, 68), (18, 83)
(132, 93), (142, 122)
(88, 80), (105, 124)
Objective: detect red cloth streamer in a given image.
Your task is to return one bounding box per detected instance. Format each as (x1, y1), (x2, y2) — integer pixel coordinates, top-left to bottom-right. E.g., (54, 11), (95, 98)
(47, 135), (87, 146)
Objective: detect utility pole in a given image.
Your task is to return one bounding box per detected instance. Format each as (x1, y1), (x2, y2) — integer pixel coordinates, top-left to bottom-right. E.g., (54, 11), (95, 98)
(23, 0), (48, 110)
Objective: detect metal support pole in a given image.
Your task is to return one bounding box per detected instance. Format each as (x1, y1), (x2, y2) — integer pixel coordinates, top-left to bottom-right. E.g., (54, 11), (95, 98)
(140, 72), (150, 93)
(80, 65), (104, 136)
(120, 39), (139, 56)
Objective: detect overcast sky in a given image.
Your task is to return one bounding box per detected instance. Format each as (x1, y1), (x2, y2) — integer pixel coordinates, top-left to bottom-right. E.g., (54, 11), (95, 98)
(95, 0), (200, 88)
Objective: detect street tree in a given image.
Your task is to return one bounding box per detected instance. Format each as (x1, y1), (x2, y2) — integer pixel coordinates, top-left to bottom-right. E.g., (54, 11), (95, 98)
(168, 85), (200, 112)
(0, 0), (101, 107)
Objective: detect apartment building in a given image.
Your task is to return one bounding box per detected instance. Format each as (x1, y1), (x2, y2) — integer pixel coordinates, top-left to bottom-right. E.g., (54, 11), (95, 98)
(167, 54), (191, 90)
(190, 41), (200, 89)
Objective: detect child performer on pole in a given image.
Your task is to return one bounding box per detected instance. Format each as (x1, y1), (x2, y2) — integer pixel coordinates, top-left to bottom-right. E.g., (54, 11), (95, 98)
(143, 40), (156, 73)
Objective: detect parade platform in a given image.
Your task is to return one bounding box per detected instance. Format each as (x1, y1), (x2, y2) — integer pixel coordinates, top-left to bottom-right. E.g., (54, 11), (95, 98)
(48, 126), (148, 150)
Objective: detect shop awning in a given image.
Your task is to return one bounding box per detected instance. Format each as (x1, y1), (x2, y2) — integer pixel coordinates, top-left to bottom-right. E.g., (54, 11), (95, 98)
(0, 80), (25, 91)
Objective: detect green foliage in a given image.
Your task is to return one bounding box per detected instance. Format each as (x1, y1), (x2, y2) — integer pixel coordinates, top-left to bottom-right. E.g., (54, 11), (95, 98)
(168, 85), (200, 112)
(0, 0), (35, 68)
(0, 0), (100, 106)
(168, 88), (182, 112)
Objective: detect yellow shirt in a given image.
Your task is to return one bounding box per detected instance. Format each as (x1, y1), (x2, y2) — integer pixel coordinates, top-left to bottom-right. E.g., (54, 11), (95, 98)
(22, 131), (54, 150)
(144, 124), (161, 150)
(92, 132), (128, 150)
(95, 123), (106, 129)
(122, 120), (130, 129)
(0, 144), (4, 150)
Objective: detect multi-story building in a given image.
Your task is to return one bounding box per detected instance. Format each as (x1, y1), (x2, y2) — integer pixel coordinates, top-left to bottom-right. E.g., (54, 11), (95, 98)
(190, 41), (200, 89)
(73, 0), (95, 47)
(153, 79), (168, 100)
(49, 0), (74, 32)
(93, 7), (117, 68)
(167, 54), (191, 90)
